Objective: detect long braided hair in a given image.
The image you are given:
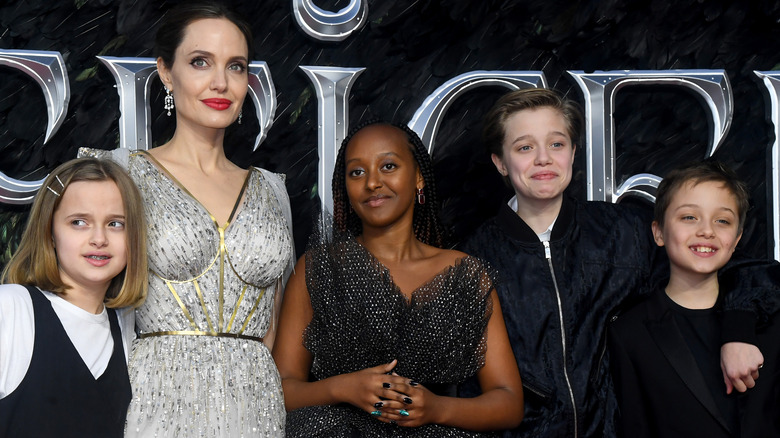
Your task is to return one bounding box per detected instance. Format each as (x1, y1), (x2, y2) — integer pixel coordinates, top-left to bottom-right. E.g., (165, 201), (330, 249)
(332, 120), (447, 248)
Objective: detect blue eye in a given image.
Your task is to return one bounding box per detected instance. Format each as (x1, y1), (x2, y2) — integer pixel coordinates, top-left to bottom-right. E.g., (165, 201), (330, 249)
(551, 142), (564, 148)
(191, 58), (208, 68)
(228, 63), (246, 73)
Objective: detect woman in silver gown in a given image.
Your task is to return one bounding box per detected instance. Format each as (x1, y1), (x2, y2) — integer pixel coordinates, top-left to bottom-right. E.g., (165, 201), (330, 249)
(82, 2), (292, 436)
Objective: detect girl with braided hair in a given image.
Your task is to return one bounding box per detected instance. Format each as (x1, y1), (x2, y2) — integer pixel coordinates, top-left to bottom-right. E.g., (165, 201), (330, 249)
(331, 119), (448, 248)
(273, 121), (524, 437)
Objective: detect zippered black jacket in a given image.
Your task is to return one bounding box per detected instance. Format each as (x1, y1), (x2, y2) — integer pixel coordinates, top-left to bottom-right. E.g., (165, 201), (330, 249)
(462, 196), (656, 437)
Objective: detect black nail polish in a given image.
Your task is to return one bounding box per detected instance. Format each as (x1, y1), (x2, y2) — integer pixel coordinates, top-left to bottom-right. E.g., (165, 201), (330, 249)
(409, 380), (419, 387)
(383, 383), (391, 389)
(403, 397), (413, 404)
(374, 402), (383, 408)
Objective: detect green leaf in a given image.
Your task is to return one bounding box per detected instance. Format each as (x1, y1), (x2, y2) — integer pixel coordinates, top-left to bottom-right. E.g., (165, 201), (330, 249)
(98, 35), (128, 56)
(75, 65), (98, 81)
(289, 87), (312, 125)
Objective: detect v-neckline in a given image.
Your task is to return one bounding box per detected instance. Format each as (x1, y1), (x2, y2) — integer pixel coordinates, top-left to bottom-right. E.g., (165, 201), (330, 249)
(138, 151), (252, 229)
(352, 239), (468, 302)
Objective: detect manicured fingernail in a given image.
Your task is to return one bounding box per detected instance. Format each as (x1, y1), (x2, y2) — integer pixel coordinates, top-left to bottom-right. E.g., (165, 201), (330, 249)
(374, 401), (384, 408)
(399, 409), (410, 416)
(383, 382), (391, 389)
(409, 380), (419, 387)
(403, 397), (412, 404)
(370, 410), (381, 417)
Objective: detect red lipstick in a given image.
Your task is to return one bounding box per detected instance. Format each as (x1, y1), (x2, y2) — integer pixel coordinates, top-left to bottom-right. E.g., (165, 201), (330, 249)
(202, 98), (232, 110)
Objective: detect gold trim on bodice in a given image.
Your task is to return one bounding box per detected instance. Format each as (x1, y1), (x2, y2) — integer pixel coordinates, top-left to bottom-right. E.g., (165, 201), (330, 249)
(138, 330), (263, 343)
(133, 151), (268, 338)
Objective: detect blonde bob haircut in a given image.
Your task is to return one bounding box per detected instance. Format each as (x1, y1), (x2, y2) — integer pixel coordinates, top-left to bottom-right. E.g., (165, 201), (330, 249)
(2, 158), (147, 308)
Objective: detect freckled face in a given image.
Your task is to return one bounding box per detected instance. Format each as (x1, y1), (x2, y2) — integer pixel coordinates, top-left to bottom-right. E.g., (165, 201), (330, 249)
(344, 125), (423, 232)
(652, 181), (742, 280)
(52, 180), (128, 297)
(491, 107), (576, 209)
(158, 18), (249, 131)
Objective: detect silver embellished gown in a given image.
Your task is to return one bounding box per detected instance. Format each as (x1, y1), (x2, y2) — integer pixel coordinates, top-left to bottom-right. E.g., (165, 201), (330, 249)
(287, 236), (496, 438)
(80, 149), (293, 437)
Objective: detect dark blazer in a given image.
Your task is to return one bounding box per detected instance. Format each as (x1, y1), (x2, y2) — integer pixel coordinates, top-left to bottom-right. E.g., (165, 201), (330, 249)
(608, 289), (780, 438)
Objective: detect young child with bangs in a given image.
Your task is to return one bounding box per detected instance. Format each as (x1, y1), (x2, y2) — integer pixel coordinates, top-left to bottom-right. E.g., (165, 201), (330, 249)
(608, 160), (779, 438)
(0, 158), (147, 438)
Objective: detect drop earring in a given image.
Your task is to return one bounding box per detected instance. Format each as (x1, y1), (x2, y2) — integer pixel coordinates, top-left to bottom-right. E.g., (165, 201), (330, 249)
(164, 87), (174, 116)
(416, 187), (425, 205)
(238, 110), (243, 125)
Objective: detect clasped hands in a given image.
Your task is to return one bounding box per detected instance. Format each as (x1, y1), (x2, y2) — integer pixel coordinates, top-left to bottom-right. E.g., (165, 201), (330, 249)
(338, 359), (439, 427)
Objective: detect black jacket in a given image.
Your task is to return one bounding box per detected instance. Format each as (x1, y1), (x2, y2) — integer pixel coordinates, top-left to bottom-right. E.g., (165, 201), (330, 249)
(609, 288), (780, 438)
(462, 196), (657, 438)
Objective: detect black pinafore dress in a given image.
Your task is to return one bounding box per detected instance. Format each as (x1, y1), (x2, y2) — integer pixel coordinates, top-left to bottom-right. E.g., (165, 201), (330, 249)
(0, 286), (131, 437)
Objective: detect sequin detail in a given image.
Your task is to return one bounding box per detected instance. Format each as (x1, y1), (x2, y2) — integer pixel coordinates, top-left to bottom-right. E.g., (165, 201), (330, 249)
(81, 148), (292, 437)
(287, 236), (495, 437)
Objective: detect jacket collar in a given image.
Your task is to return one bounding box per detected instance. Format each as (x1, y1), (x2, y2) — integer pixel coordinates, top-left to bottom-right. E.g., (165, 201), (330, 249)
(495, 195), (576, 243)
(644, 291), (732, 434)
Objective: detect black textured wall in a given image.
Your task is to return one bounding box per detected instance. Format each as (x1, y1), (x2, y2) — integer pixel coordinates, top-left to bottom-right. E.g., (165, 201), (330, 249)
(1, 0), (779, 264)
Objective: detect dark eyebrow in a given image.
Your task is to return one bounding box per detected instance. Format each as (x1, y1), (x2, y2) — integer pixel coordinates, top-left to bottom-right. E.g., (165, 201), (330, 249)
(187, 50), (248, 64)
(345, 151), (401, 165)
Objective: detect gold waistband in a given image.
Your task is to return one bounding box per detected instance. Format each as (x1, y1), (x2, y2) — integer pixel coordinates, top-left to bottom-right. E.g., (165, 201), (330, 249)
(139, 330), (263, 343)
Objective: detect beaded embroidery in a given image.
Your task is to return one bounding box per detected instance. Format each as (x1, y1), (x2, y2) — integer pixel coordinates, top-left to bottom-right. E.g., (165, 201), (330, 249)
(287, 235), (495, 437)
(79, 148), (292, 437)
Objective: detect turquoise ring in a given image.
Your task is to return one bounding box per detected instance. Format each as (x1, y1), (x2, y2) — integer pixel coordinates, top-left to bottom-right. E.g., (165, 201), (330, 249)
(399, 409), (410, 417)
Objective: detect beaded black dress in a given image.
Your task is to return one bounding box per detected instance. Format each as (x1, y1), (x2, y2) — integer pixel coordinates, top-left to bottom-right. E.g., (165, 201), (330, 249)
(286, 236), (496, 438)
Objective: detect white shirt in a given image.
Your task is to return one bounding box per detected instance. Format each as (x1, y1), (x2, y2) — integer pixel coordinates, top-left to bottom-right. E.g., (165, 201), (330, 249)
(507, 195), (557, 242)
(0, 284), (134, 398)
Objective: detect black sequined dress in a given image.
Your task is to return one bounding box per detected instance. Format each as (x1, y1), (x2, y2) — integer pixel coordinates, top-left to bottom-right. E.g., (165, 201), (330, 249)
(286, 236), (496, 437)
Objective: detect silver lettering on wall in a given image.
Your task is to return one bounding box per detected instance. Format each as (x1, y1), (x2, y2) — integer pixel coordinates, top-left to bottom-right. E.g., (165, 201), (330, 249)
(755, 71), (780, 261)
(408, 71), (547, 154)
(246, 62), (278, 151)
(300, 66), (365, 215)
(1, 52), (777, 259)
(97, 57), (157, 150)
(568, 70), (733, 203)
(0, 174), (47, 205)
(292, 0), (367, 42)
(0, 50), (69, 203)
